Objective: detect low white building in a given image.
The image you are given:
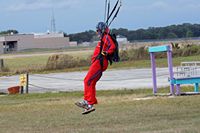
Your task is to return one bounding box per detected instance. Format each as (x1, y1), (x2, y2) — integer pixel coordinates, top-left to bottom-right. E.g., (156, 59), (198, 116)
(0, 32), (71, 54)
(117, 35), (128, 44)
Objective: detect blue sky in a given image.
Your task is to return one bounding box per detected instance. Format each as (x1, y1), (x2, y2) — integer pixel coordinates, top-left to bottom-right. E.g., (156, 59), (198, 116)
(0, 0), (200, 34)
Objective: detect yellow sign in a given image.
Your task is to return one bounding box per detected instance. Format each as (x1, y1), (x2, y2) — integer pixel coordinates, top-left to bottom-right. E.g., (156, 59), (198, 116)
(20, 74), (26, 86)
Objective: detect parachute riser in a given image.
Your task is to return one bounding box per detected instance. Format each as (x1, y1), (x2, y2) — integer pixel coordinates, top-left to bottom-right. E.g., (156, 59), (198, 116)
(104, 0), (122, 27)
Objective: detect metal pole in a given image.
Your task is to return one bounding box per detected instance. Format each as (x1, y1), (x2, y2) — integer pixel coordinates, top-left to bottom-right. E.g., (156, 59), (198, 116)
(26, 73), (29, 94)
(20, 86), (24, 94)
(150, 52), (157, 94)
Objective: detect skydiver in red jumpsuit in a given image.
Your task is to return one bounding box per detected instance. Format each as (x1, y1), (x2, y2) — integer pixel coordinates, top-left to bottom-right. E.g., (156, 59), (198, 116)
(75, 22), (116, 114)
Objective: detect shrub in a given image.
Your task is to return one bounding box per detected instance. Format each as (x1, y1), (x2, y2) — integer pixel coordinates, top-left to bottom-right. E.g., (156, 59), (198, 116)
(181, 45), (200, 57)
(46, 54), (77, 70)
(0, 66), (10, 72)
(134, 47), (149, 60)
(119, 50), (129, 61)
(76, 57), (90, 67)
(44, 44), (200, 71)
(172, 49), (182, 57)
(45, 54), (91, 70)
(120, 47), (152, 61)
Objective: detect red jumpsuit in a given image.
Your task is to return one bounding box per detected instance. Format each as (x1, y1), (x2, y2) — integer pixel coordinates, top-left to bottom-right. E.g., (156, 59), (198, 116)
(84, 33), (116, 105)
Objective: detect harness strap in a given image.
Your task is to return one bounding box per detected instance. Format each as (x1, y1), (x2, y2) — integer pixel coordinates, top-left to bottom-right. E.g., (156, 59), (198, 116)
(96, 33), (114, 66)
(95, 33), (106, 71)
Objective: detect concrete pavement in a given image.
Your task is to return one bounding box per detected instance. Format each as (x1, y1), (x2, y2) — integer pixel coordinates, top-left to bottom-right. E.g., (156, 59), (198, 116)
(0, 68), (170, 93)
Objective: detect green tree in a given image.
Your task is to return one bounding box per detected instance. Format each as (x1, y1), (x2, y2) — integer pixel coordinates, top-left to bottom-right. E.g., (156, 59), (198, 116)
(67, 23), (200, 43)
(167, 32), (178, 38)
(0, 29), (18, 35)
(186, 30), (193, 37)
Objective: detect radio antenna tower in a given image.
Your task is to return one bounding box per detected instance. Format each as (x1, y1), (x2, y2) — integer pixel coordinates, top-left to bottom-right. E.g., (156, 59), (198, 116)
(50, 9), (56, 33)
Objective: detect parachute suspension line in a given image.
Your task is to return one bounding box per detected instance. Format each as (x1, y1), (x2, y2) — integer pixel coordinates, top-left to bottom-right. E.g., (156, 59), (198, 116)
(107, 0), (110, 23)
(106, 0), (120, 25)
(105, 0), (122, 27)
(108, 0), (122, 27)
(104, 0), (108, 22)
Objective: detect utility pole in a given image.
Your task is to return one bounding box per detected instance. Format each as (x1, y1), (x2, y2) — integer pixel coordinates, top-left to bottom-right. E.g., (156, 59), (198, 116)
(50, 9), (56, 33)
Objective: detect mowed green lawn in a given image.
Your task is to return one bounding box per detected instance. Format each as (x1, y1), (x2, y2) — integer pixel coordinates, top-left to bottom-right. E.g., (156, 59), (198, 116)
(0, 89), (200, 133)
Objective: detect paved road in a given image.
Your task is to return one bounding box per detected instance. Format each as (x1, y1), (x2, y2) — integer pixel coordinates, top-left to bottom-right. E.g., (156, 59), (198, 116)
(0, 68), (170, 93)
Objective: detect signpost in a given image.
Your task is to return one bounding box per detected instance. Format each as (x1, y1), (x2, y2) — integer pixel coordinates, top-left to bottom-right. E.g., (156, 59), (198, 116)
(19, 73), (29, 94)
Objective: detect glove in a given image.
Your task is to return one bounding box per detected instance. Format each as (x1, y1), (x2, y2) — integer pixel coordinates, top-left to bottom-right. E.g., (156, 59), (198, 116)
(101, 51), (108, 56)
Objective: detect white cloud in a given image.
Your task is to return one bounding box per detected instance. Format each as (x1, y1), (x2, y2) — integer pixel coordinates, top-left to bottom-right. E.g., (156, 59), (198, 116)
(6, 0), (79, 11)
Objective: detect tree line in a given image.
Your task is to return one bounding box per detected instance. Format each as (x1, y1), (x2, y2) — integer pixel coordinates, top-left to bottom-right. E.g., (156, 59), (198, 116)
(2, 23), (200, 43)
(68, 23), (200, 43)
(0, 30), (18, 35)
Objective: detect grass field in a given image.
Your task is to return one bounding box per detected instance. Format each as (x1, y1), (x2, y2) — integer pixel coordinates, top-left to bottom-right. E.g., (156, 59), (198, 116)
(1, 51), (200, 75)
(0, 88), (200, 133)
(0, 49), (93, 75)
(1, 47), (200, 133)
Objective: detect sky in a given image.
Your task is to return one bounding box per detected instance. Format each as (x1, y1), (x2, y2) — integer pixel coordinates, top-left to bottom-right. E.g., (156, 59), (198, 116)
(0, 0), (200, 34)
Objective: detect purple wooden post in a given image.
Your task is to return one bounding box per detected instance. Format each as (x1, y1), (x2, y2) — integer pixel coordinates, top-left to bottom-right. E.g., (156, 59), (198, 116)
(150, 52), (157, 94)
(167, 50), (175, 95)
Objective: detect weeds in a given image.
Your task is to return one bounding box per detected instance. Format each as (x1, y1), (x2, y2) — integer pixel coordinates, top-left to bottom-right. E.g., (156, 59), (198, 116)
(1, 44), (200, 75)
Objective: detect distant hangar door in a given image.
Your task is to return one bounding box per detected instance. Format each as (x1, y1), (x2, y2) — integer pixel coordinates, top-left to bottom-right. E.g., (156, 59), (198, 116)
(3, 41), (18, 53)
